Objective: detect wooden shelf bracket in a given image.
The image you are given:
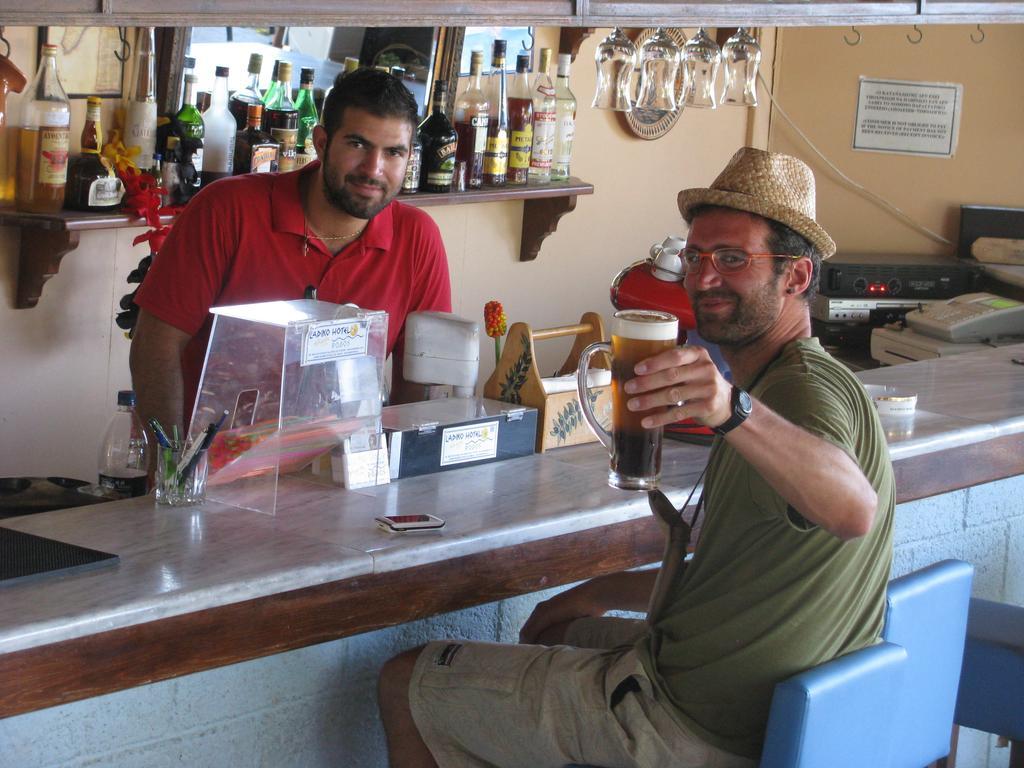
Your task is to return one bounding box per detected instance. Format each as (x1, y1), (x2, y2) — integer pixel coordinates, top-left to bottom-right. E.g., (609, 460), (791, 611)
(15, 227), (80, 309)
(520, 194), (578, 261)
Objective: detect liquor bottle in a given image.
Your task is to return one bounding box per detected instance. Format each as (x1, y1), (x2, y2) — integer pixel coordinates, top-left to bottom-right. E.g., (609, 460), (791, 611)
(124, 27), (158, 174)
(261, 60), (282, 110)
(66, 96), (124, 212)
(507, 53), (534, 186)
(482, 39), (509, 187)
(180, 56), (195, 106)
(201, 66), (236, 186)
(15, 43), (70, 214)
(233, 103), (279, 175)
(528, 48), (557, 185)
(230, 53), (264, 130)
(98, 390), (150, 499)
(264, 61), (298, 173)
(453, 49), (489, 189)
(401, 134), (421, 194)
(293, 67), (318, 170)
(552, 53), (578, 182)
(0, 55), (27, 209)
(161, 135), (182, 205)
(175, 73), (205, 192)
(418, 80), (458, 193)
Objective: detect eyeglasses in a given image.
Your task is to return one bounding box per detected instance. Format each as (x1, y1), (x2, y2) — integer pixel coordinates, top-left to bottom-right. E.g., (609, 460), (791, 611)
(681, 247), (803, 275)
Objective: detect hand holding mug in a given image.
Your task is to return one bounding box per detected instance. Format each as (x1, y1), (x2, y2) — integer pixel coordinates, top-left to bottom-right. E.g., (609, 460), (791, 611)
(624, 344), (734, 430)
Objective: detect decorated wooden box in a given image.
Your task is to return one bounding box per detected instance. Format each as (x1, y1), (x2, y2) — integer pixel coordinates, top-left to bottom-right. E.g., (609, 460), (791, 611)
(483, 312), (613, 452)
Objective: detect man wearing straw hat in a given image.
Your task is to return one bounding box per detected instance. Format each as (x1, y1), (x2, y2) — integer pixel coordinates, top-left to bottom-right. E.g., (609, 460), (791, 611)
(378, 147), (894, 768)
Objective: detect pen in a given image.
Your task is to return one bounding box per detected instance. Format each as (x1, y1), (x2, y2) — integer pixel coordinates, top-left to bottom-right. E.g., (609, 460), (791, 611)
(177, 410), (230, 480)
(148, 418), (172, 449)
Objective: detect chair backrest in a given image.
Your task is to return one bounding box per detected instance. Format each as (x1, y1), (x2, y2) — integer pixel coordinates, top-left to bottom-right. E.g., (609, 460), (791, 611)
(761, 559), (973, 768)
(760, 642), (907, 768)
(881, 559), (974, 768)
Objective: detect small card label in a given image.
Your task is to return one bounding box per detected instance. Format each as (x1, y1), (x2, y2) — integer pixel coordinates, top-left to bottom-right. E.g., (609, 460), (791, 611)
(302, 320), (369, 365)
(336, 446), (390, 489)
(439, 421), (500, 466)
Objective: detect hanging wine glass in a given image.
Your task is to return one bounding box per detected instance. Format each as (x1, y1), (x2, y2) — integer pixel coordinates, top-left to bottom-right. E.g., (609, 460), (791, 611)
(635, 28), (681, 113)
(681, 27), (721, 109)
(592, 27), (637, 112)
(721, 27), (761, 107)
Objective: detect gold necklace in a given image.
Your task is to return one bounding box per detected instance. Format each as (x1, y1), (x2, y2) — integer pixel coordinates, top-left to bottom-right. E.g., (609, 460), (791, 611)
(306, 222), (366, 241)
(302, 221), (365, 259)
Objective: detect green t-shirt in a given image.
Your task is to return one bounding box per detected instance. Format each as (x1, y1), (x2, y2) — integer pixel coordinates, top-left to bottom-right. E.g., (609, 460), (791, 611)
(636, 338), (895, 759)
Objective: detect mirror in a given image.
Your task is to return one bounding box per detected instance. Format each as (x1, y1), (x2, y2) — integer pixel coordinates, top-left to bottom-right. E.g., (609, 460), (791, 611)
(158, 26), (465, 119)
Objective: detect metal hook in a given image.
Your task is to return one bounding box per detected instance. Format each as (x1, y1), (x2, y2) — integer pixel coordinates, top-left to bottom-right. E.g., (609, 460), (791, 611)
(971, 24), (985, 44)
(0, 27), (9, 59)
(114, 27), (131, 63)
(907, 25), (923, 44)
(843, 27), (861, 47)
(521, 27), (535, 53)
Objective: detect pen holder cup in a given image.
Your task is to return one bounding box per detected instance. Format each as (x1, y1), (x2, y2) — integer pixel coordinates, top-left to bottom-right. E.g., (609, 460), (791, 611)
(155, 446), (209, 506)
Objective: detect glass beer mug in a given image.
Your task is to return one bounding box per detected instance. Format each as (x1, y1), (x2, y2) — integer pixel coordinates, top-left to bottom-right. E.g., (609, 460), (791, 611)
(577, 309), (679, 490)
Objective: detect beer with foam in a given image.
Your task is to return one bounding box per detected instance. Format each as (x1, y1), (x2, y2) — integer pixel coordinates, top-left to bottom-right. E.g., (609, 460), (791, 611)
(578, 309), (679, 490)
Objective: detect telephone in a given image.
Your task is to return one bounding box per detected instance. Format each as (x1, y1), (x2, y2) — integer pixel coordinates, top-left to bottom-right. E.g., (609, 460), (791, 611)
(905, 292), (1024, 343)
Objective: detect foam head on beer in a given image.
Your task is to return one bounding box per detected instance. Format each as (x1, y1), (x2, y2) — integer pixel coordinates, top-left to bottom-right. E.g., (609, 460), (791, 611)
(612, 309), (679, 342)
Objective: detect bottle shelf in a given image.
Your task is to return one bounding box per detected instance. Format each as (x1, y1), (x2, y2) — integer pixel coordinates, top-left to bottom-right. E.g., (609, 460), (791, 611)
(0, 177), (593, 309)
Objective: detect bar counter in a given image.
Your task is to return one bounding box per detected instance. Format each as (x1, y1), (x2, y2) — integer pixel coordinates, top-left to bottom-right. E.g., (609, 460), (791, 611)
(1, 344), (1022, 723)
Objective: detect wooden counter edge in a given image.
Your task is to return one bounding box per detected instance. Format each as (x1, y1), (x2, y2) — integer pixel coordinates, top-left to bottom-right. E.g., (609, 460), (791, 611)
(0, 513), (665, 719)
(1, 431), (1021, 718)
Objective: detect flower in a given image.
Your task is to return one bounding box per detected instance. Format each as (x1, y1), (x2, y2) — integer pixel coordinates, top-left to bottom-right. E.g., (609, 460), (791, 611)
(484, 301), (507, 338)
(112, 127), (177, 337)
(484, 300), (507, 366)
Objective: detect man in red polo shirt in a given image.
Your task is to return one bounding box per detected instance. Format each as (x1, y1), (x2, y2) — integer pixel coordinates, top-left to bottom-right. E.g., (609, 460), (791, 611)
(130, 69), (451, 435)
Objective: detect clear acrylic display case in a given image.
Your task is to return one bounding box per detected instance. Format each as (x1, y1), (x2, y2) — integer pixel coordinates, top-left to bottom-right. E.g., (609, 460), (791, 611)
(189, 300), (388, 514)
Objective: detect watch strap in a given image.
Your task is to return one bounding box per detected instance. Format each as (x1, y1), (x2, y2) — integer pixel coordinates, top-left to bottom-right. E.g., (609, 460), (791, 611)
(712, 386), (751, 436)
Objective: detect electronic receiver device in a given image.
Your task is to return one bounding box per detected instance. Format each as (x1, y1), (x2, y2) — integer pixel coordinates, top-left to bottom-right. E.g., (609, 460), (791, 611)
(820, 253), (978, 300)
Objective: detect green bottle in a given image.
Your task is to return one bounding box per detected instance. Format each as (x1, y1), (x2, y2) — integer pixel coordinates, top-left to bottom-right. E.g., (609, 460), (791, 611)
(261, 60), (282, 109)
(295, 67), (318, 149)
(174, 73), (205, 191)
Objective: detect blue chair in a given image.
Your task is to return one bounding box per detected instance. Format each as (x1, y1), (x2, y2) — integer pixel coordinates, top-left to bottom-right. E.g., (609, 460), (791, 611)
(880, 559), (974, 768)
(953, 598), (1024, 768)
(760, 641), (908, 767)
(571, 560), (974, 768)
(762, 559), (973, 768)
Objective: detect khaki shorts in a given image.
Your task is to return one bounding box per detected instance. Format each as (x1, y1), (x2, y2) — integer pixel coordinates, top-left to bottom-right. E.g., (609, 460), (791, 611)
(408, 617), (756, 768)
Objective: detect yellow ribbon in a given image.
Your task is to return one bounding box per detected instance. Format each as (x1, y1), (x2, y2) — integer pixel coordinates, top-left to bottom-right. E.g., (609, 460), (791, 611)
(101, 128), (141, 176)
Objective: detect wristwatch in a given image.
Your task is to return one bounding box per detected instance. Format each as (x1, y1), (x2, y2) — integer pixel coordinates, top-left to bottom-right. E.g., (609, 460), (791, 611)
(712, 386), (753, 436)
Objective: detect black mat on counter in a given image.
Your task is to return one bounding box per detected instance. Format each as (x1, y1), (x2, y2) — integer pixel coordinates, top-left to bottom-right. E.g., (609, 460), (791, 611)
(0, 527), (118, 586)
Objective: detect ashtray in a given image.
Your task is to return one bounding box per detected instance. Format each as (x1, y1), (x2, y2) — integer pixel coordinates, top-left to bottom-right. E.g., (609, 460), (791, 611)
(864, 385), (918, 417)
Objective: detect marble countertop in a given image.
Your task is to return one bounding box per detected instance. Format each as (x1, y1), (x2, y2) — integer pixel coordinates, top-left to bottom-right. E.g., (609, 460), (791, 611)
(859, 343), (1024, 459)
(1, 344), (1022, 657)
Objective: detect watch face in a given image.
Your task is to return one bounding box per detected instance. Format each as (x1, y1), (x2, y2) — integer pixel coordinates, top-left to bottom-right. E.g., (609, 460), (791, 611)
(737, 389), (753, 415)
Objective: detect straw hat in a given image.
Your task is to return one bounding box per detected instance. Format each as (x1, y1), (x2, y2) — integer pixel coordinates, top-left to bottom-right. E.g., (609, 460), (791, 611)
(677, 147), (836, 259)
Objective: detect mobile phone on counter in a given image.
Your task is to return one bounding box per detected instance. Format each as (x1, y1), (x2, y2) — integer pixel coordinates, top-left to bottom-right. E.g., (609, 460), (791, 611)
(376, 514), (445, 532)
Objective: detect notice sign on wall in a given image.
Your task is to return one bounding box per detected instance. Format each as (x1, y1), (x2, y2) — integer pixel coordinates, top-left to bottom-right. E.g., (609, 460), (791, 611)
(853, 78), (962, 158)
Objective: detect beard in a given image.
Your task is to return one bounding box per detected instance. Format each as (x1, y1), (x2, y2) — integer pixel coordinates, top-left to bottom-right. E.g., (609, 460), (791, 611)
(691, 275), (783, 348)
(320, 144), (398, 220)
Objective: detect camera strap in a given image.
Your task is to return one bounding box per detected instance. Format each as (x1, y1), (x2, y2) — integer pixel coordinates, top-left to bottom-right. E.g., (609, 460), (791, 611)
(645, 462), (708, 636)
